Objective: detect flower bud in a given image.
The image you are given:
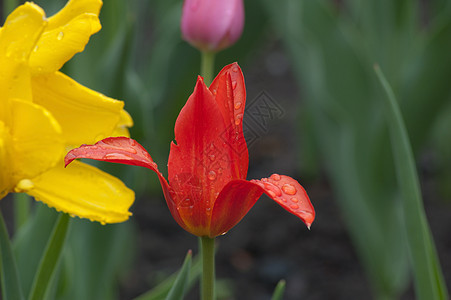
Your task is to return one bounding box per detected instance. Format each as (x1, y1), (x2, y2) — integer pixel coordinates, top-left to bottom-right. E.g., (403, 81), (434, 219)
(181, 0), (244, 52)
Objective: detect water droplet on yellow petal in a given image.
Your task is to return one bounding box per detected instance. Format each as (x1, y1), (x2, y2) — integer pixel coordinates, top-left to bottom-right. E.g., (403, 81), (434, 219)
(57, 32), (64, 40)
(14, 179), (34, 192)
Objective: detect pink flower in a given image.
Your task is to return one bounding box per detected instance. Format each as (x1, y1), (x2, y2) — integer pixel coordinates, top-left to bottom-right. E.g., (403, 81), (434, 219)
(181, 0), (244, 52)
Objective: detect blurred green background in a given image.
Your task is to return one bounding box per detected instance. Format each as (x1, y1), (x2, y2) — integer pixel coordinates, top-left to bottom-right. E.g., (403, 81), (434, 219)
(2, 0), (451, 299)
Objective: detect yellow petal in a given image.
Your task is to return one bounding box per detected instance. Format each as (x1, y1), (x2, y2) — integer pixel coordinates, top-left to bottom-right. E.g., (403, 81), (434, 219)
(111, 110), (133, 138)
(0, 3), (47, 108)
(22, 161), (134, 224)
(46, 0), (102, 31)
(0, 121), (13, 199)
(30, 13), (101, 74)
(31, 71), (131, 146)
(10, 99), (64, 183)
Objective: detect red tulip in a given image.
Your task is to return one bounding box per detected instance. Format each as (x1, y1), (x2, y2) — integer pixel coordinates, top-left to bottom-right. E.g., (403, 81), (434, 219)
(181, 0), (244, 52)
(65, 63), (315, 237)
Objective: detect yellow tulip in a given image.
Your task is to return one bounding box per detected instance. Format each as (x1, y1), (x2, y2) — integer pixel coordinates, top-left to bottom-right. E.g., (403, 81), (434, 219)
(0, 0), (134, 223)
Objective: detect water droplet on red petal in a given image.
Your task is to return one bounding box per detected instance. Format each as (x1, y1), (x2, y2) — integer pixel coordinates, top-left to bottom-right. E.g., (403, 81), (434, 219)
(208, 171), (217, 180)
(270, 174), (281, 181)
(282, 183), (297, 195)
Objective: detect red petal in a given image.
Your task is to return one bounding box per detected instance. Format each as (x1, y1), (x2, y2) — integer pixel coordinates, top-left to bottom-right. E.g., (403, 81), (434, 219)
(65, 137), (156, 169)
(209, 179), (263, 237)
(210, 174), (315, 237)
(252, 174), (315, 228)
(168, 76), (240, 235)
(64, 137), (188, 231)
(209, 62), (248, 179)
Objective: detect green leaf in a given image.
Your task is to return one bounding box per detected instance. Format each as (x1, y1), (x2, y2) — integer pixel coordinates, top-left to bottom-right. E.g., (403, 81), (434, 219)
(28, 213), (70, 300)
(134, 252), (200, 300)
(271, 280), (286, 300)
(374, 65), (449, 300)
(164, 251), (192, 300)
(0, 210), (25, 300)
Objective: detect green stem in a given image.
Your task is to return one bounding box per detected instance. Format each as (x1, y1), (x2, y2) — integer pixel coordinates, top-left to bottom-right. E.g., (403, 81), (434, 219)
(200, 51), (216, 85)
(200, 236), (215, 300)
(14, 193), (30, 232)
(28, 213), (70, 300)
(0, 210), (24, 300)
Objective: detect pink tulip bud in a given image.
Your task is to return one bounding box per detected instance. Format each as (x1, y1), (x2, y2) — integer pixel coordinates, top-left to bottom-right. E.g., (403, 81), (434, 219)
(181, 0), (244, 52)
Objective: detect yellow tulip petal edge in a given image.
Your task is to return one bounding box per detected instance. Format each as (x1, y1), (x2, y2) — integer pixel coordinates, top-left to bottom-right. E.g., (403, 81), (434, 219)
(21, 161), (134, 224)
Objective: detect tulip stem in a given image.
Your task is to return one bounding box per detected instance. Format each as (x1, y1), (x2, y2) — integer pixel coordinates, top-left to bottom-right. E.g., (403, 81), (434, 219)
(201, 51), (216, 85)
(200, 236), (215, 300)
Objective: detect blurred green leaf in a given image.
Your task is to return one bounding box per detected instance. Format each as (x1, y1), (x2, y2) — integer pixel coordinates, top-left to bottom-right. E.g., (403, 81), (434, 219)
(375, 65), (448, 300)
(28, 213), (70, 300)
(164, 251), (192, 300)
(271, 280), (286, 300)
(134, 253), (201, 300)
(14, 203), (59, 298)
(0, 210), (24, 300)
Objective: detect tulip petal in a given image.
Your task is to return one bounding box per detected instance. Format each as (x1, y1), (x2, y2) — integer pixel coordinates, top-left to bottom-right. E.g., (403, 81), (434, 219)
(18, 161), (133, 223)
(31, 71), (129, 146)
(65, 136), (157, 169)
(46, 0), (102, 31)
(64, 137), (188, 230)
(10, 99), (64, 183)
(0, 3), (46, 105)
(251, 175), (315, 228)
(210, 179), (262, 237)
(210, 175), (314, 237)
(0, 122), (12, 199)
(30, 13), (101, 74)
(209, 63), (248, 179)
(169, 76), (235, 203)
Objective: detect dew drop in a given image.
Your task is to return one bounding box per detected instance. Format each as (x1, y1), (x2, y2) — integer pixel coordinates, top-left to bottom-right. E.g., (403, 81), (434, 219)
(232, 81), (237, 90)
(282, 183), (297, 195)
(217, 167), (223, 174)
(212, 89), (217, 95)
(180, 198), (194, 208)
(234, 102), (242, 110)
(33, 45), (39, 52)
(128, 148), (137, 154)
(206, 207), (212, 215)
(290, 204), (299, 210)
(234, 114), (243, 125)
(208, 154), (215, 161)
(208, 170), (217, 180)
(262, 178), (268, 182)
(232, 67), (239, 72)
(290, 197), (299, 203)
(103, 153), (130, 160)
(268, 191), (276, 197)
(264, 182), (282, 197)
(57, 32), (64, 40)
(270, 174), (281, 181)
